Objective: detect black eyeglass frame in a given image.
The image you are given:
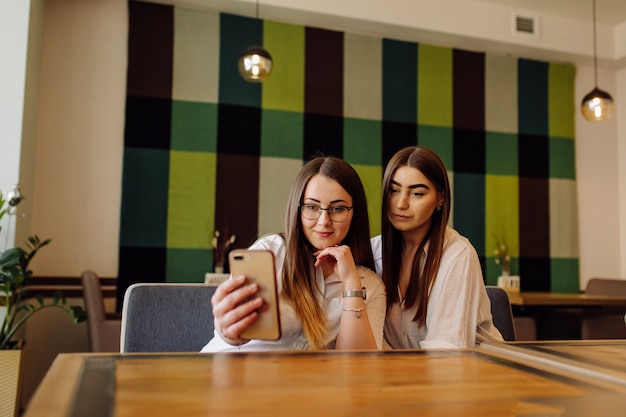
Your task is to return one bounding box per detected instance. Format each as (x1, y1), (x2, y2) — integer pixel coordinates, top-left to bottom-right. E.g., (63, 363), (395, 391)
(299, 204), (354, 222)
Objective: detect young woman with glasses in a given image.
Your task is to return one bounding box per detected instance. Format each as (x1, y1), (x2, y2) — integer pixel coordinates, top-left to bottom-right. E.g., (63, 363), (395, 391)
(372, 146), (502, 349)
(203, 156), (386, 351)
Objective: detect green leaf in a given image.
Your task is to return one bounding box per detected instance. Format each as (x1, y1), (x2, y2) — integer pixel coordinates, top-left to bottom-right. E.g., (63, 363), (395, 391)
(18, 304), (35, 313)
(70, 305), (88, 323)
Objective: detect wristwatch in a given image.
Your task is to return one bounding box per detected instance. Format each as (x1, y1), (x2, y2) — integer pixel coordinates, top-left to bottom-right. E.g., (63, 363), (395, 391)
(343, 287), (366, 300)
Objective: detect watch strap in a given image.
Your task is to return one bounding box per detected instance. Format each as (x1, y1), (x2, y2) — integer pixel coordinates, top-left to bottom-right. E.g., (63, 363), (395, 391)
(343, 287), (366, 300)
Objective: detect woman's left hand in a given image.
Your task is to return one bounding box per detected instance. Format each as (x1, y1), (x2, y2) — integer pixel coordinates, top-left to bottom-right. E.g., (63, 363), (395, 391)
(313, 245), (360, 285)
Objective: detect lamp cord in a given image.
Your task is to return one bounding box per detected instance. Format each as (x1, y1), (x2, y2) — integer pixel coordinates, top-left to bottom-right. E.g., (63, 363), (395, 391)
(592, 0), (598, 87)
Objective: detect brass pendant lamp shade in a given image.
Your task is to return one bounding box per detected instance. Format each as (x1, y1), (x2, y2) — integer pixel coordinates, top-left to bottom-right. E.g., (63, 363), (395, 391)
(581, 0), (614, 121)
(582, 87), (614, 121)
(238, 45), (273, 82)
(238, 0), (273, 83)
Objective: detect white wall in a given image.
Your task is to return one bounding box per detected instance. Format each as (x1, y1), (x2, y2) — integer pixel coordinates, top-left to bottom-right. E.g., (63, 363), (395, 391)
(575, 64), (622, 287)
(617, 67), (626, 277)
(0, 0), (31, 250)
(30, 0), (127, 277)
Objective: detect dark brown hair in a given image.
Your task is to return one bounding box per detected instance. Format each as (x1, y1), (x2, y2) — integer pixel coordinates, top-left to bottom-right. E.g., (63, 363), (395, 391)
(381, 146), (450, 326)
(282, 156), (375, 348)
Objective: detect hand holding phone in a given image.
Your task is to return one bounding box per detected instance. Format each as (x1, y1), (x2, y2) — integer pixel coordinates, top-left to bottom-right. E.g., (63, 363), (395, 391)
(228, 249), (281, 340)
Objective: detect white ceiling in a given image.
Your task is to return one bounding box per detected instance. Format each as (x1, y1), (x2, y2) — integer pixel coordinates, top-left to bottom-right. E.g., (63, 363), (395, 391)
(165, 0), (626, 28)
(154, 0), (626, 66)
(474, 0), (626, 27)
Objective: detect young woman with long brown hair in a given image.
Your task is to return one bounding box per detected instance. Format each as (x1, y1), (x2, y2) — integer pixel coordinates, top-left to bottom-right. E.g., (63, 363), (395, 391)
(203, 156), (386, 351)
(372, 146), (502, 349)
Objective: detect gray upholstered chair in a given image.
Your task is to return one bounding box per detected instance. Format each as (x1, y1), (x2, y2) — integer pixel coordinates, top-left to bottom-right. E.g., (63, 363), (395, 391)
(81, 270), (122, 352)
(120, 283), (217, 352)
(581, 278), (626, 339)
(485, 286), (516, 341)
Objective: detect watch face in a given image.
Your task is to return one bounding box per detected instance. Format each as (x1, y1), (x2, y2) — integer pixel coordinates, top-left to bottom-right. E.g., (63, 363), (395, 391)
(343, 288), (366, 300)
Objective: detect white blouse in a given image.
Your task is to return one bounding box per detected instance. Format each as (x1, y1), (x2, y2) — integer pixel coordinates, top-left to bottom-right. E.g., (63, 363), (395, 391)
(371, 227), (503, 349)
(202, 234), (386, 352)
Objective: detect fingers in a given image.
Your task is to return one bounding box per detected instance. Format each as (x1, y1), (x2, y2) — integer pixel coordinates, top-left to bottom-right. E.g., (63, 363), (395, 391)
(212, 275), (264, 342)
(314, 245), (354, 267)
(313, 246), (360, 283)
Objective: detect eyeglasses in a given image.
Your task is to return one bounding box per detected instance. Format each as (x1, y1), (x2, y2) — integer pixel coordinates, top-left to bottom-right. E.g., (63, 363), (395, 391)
(300, 204), (353, 222)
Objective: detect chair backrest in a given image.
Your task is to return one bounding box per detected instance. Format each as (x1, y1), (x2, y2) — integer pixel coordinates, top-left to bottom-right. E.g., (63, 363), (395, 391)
(582, 278), (626, 339)
(585, 278), (626, 296)
(120, 283), (217, 352)
(485, 286), (516, 341)
(81, 270), (122, 352)
(204, 272), (229, 285)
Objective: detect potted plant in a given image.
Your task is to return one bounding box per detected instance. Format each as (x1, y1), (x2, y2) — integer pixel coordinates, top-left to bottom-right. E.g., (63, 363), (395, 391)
(0, 187), (86, 416)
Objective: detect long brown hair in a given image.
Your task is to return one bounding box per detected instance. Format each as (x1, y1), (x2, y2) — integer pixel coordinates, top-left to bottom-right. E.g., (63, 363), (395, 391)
(282, 156), (375, 349)
(381, 146), (450, 326)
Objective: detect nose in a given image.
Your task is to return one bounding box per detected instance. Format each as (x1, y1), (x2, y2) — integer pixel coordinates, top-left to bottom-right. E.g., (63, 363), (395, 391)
(395, 193), (409, 209)
(317, 209), (332, 225)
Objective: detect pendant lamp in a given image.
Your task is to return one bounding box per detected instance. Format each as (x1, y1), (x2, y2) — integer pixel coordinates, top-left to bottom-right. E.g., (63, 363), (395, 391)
(581, 0), (614, 121)
(238, 0), (273, 82)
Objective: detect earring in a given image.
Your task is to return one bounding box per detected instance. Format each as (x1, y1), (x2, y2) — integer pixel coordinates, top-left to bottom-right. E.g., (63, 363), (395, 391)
(437, 205), (442, 211)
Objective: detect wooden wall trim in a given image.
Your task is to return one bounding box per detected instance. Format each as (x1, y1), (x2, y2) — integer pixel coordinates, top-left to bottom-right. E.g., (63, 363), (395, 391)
(24, 276), (117, 298)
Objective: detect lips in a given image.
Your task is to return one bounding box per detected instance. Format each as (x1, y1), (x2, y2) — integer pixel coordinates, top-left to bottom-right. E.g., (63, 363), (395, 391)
(315, 231), (333, 238)
(392, 213), (411, 220)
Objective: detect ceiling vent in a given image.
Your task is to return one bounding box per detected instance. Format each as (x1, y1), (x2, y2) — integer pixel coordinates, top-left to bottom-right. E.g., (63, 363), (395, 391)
(511, 12), (540, 39)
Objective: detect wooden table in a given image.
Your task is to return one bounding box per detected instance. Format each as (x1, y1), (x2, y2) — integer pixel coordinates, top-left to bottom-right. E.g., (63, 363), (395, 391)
(481, 340), (626, 389)
(508, 292), (626, 307)
(24, 350), (626, 417)
(507, 292), (626, 340)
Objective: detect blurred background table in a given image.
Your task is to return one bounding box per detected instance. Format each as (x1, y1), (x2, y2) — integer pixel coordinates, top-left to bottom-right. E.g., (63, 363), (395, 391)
(508, 292), (626, 340)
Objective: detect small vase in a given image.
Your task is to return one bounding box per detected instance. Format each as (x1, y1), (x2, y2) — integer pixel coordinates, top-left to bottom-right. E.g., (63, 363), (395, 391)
(497, 274), (520, 293)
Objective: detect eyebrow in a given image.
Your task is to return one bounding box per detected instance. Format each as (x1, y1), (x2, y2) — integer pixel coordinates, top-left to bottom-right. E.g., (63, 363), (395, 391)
(390, 179), (430, 190)
(303, 197), (350, 204)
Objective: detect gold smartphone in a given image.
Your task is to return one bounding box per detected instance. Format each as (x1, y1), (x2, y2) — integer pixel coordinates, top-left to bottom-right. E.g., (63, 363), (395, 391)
(228, 249), (281, 341)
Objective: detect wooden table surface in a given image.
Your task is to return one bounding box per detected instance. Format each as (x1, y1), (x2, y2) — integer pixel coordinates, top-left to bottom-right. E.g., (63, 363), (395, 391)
(24, 349), (626, 417)
(508, 292), (626, 307)
(481, 340), (626, 388)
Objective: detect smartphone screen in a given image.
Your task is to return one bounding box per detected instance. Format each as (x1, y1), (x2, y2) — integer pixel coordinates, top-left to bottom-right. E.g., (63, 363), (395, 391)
(228, 249), (281, 341)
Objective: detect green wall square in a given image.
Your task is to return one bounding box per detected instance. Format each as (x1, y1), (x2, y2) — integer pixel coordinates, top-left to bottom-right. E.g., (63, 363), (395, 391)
(261, 109), (303, 158)
(418, 125), (453, 168)
(551, 258), (580, 293)
(171, 100), (217, 152)
(486, 131), (518, 175)
(453, 172), (485, 252)
(120, 148), (170, 247)
(549, 137), (576, 179)
(344, 118), (382, 166)
(166, 248), (213, 283)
